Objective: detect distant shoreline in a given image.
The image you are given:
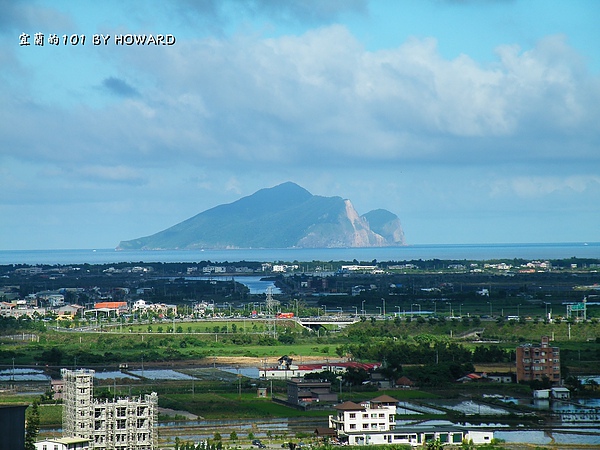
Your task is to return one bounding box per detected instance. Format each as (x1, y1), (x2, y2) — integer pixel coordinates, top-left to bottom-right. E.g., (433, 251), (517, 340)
(1, 242), (598, 265)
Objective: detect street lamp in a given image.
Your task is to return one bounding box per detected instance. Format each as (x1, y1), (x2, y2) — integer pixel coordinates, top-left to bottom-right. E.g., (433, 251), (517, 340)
(376, 306), (382, 316)
(382, 298), (386, 316)
(361, 300), (365, 316)
(411, 303), (420, 316)
(488, 301), (493, 318)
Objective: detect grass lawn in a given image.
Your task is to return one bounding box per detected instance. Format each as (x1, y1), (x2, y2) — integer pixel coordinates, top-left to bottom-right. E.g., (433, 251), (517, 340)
(38, 404), (63, 426)
(159, 392), (330, 419)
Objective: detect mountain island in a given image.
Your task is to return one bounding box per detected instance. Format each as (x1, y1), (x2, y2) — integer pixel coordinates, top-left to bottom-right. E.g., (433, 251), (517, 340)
(117, 182), (405, 250)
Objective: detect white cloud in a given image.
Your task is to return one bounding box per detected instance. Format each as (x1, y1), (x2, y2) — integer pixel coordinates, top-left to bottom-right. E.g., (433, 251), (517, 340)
(117, 28), (600, 165)
(490, 175), (600, 199)
(2, 27), (598, 174)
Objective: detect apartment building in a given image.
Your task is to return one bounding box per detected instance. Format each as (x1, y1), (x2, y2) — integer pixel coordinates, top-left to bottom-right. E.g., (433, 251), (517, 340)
(515, 336), (561, 385)
(61, 369), (158, 450)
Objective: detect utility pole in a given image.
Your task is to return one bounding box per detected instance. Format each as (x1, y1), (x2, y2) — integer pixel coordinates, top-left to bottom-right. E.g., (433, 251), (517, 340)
(266, 287), (277, 338)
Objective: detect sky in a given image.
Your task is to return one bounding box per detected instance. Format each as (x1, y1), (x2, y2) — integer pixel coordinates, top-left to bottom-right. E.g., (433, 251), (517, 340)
(1, 0), (599, 250)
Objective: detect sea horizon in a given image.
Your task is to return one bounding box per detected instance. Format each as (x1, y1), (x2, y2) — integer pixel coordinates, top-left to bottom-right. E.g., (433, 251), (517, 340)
(0, 242), (598, 265)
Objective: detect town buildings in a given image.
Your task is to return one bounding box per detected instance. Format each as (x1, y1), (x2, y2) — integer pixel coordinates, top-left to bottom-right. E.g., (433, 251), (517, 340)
(515, 336), (561, 385)
(61, 369), (158, 450)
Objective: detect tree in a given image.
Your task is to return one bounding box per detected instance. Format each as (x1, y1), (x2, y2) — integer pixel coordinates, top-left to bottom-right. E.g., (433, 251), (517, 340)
(230, 431), (238, 442)
(40, 347), (63, 365)
(25, 400), (40, 450)
(426, 439), (443, 450)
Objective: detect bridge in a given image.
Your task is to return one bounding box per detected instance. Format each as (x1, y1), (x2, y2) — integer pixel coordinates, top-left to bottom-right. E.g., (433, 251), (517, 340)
(295, 316), (360, 330)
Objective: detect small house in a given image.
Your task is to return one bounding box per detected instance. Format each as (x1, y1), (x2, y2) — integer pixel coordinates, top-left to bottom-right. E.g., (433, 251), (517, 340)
(551, 387), (570, 399)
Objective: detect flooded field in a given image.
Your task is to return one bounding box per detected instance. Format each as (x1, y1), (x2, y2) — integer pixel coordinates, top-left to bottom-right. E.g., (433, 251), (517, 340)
(423, 398), (512, 416)
(93, 370), (140, 380)
(0, 367), (50, 382)
(129, 369), (196, 380)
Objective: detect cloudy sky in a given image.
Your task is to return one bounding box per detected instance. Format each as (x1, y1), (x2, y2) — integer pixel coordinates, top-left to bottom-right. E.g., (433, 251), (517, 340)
(1, 0), (599, 250)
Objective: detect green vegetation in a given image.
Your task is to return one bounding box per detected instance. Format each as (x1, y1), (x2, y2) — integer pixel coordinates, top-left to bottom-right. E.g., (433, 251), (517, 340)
(1, 316), (599, 383)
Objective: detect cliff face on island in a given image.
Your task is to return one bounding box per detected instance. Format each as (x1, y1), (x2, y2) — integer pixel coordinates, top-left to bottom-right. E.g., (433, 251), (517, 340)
(117, 182), (405, 250)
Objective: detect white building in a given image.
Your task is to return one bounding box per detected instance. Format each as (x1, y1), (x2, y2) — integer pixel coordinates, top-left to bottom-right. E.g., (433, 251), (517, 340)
(551, 387), (570, 399)
(328, 395), (493, 446)
(35, 437), (90, 450)
(329, 395), (399, 445)
(61, 369), (158, 450)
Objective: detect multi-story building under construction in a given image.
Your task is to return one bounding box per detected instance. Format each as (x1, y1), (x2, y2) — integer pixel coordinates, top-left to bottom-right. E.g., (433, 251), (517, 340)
(61, 368), (158, 450)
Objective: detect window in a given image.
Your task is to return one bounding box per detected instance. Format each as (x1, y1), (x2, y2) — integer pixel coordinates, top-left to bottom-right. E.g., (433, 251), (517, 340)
(362, 424), (369, 429)
(379, 413), (385, 418)
(349, 413), (356, 419)
(349, 424), (356, 429)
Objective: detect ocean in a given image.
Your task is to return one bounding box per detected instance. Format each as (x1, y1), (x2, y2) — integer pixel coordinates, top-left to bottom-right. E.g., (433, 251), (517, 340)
(0, 242), (598, 265)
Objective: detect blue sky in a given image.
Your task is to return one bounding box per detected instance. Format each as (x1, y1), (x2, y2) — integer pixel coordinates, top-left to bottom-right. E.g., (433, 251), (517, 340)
(1, 0), (599, 250)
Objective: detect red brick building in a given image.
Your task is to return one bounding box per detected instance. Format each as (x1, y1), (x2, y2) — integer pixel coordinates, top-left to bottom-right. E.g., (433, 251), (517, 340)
(516, 336), (561, 385)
